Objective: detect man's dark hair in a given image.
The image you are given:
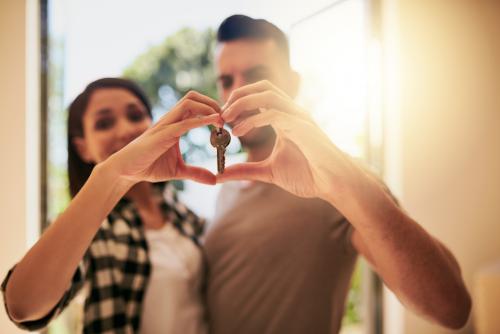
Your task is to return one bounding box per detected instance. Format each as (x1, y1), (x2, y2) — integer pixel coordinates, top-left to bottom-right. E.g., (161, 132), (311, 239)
(217, 14), (290, 64)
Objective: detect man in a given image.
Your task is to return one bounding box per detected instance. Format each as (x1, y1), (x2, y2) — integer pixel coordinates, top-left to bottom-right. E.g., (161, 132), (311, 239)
(203, 15), (471, 334)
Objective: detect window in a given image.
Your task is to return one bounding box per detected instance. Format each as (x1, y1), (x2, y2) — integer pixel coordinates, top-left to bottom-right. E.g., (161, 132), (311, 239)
(289, 1), (384, 333)
(43, 1), (383, 333)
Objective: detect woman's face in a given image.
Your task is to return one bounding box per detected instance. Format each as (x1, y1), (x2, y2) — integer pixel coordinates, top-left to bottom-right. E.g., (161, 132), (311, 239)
(74, 88), (151, 164)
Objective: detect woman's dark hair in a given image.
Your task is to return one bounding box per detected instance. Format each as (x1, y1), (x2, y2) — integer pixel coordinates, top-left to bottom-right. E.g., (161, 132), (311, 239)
(67, 77), (152, 198)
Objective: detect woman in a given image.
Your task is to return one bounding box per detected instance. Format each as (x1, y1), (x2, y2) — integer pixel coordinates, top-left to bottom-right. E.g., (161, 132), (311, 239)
(1, 78), (223, 333)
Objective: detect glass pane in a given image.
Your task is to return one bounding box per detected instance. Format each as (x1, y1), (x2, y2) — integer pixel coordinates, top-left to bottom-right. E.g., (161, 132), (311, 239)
(289, 1), (379, 333)
(45, 1), (380, 333)
(290, 0), (369, 158)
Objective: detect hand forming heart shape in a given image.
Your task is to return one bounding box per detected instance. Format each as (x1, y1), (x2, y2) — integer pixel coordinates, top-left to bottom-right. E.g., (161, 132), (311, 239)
(105, 91), (224, 186)
(104, 83), (361, 204)
(217, 80), (361, 203)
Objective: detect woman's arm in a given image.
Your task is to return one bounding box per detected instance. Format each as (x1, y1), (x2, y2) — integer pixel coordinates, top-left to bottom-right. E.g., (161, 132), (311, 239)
(5, 163), (132, 322)
(4, 91), (222, 323)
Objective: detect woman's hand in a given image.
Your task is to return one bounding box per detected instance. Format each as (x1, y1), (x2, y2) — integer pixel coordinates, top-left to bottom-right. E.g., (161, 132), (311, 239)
(105, 91), (223, 185)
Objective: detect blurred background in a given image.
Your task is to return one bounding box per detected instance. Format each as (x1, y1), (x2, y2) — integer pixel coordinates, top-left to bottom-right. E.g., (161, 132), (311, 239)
(1, 0), (499, 333)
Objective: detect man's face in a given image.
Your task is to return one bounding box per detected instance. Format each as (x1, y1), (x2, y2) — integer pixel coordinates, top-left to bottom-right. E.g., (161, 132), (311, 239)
(215, 38), (293, 148)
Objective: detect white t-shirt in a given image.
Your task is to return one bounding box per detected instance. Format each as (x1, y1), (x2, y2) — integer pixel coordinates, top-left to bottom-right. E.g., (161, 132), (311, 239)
(140, 222), (207, 334)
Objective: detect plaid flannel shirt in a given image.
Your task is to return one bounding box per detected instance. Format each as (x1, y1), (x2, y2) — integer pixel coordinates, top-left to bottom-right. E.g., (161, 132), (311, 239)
(2, 183), (205, 333)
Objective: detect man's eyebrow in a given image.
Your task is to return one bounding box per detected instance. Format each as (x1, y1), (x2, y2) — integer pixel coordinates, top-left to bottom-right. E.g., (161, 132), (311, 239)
(243, 65), (271, 76)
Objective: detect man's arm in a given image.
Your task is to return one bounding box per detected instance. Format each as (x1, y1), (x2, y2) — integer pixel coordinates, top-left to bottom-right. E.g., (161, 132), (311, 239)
(351, 215), (470, 329)
(328, 166), (471, 329)
(218, 80), (471, 329)
(347, 166), (469, 328)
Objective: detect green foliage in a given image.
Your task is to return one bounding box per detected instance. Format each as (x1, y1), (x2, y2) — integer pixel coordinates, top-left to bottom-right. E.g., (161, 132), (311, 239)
(123, 27), (218, 107)
(343, 260), (362, 326)
(47, 36), (71, 225)
(47, 162), (70, 221)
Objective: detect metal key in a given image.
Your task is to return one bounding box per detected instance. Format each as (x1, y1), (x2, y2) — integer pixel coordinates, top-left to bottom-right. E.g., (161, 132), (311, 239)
(210, 127), (231, 173)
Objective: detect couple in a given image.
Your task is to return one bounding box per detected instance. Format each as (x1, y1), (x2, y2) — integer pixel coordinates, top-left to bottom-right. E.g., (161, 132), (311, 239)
(2, 15), (470, 334)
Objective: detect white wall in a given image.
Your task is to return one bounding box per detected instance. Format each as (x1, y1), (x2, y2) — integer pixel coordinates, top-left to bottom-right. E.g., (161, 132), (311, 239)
(383, 0), (500, 333)
(0, 0), (40, 332)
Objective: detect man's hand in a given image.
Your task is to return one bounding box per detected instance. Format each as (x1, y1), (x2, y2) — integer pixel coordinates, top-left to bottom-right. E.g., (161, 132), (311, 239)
(218, 80), (361, 203)
(218, 80), (471, 329)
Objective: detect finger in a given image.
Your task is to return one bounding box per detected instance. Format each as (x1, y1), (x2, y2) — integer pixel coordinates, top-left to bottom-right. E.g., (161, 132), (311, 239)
(231, 109), (298, 137)
(167, 114), (223, 137)
(223, 80), (288, 109)
(177, 165), (217, 185)
(222, 91), (305, 123)
(216, 161), (270, 183)
(160, 99), (220, 125)
(231, 110), (325, 159)
(231, 109), (277, 136)
(180, 90), (222, 114)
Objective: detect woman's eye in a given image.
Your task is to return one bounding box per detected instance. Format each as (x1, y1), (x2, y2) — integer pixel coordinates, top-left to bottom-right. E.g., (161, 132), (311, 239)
(128, 110), (146, 122)
(94, 118), (115, 130)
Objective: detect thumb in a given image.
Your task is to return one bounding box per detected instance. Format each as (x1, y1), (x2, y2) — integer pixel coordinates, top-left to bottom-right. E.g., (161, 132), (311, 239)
(177, 165), (217, 185)
(216, 161), (270, 183)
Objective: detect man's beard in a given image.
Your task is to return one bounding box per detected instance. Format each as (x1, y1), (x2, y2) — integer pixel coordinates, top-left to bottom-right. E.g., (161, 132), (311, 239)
(238, 125), (276, 149)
